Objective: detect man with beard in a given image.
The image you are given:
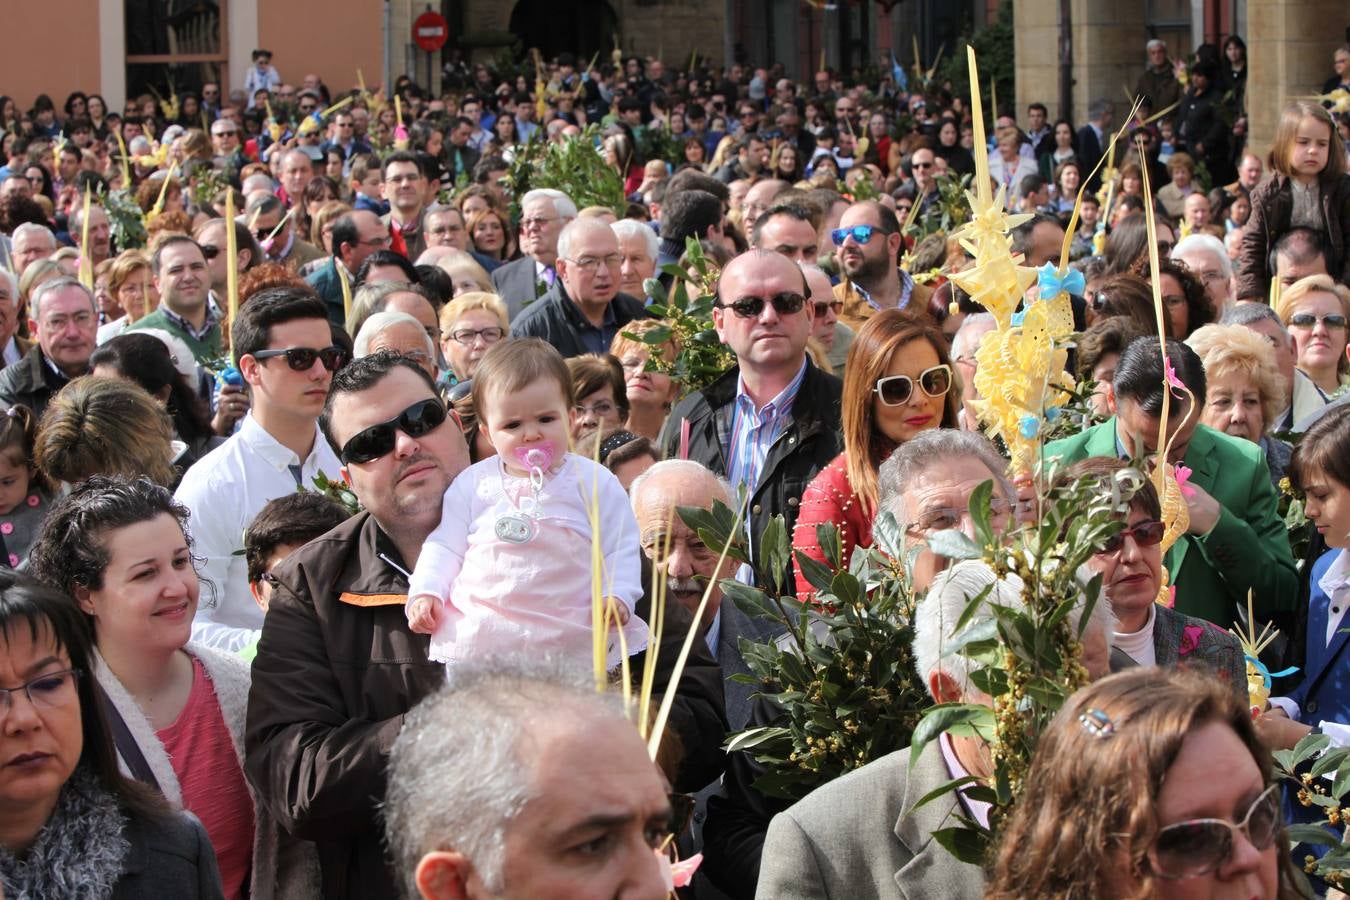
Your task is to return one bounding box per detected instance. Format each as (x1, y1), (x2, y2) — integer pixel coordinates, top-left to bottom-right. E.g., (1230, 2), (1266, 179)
(831, 200), (932, 331)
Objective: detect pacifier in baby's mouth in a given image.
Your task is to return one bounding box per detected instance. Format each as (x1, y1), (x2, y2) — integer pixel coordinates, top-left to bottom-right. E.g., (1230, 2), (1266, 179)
(514, 442), (556, 472)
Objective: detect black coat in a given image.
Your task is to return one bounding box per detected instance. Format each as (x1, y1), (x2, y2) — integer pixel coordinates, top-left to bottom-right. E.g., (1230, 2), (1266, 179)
(508, 280), (651, 359)
(658, 361), (843, 576)
(0, 345), (71, 420)
(1176, 86), (1232, 183)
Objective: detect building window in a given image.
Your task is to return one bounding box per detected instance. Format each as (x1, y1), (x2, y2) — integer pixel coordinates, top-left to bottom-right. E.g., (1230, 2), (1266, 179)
(125, 0), (228, 106)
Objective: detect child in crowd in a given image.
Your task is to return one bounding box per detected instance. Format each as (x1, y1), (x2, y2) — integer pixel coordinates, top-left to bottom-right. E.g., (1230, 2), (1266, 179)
(406, 338), (648, 670)
(241, 491), (352, 660)
(0, 405), (51, 568)
(1238, 100), (1350, 300)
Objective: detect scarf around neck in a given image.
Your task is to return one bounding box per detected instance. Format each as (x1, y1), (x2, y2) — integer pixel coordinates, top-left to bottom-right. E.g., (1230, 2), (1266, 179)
(0, 766), (130, 899)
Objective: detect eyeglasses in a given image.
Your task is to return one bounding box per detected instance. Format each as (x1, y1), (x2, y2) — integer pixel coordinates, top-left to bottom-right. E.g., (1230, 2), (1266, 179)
(716, 292), (807, 318)
(450, 326), (504, 345)
(874, 364), (952, 406)
(1288, 313), (1348, 329)
(340, 397), (449, 464)
(1148, 784), (1281, 880)
(914, 497), (1012, 533)
(831, 224), (884, 246)
(521, 216), (559, 229)
(0, 668), (81, 719)
(199, 244), (221, 260)
(912, 161), (933, 170)
(574, 399), (616, 418)
(251, 345), (348, 372)
(1100, 519), (1166, 553)
(812, 299), (843, 316)
(212, 129), (239, 137)
(565, 254), (623, 274)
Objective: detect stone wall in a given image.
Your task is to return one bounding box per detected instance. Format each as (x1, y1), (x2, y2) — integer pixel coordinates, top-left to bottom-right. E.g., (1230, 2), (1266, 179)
(1246, 0), (1346, 152)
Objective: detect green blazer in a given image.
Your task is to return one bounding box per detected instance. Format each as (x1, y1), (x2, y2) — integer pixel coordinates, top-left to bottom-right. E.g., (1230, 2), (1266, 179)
(1043, 419), (1297, 628)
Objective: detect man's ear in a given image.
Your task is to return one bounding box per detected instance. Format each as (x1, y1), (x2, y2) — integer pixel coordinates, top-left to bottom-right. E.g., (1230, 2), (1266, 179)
(415, 851), (474, 900)
(887, 231), (903, 259)
(27, 319), (37, 338)
(1105, 383), (1118, 415)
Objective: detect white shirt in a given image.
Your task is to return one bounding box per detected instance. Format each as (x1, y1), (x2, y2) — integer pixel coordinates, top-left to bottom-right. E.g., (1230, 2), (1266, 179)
(939, 732), (991, 829)
(175, 414), (341, 651)
(1112, 604), (1158, 667)
(1, 337), (20, 367)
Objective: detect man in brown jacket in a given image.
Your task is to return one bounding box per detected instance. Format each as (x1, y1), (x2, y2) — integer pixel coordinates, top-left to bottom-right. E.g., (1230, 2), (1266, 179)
(831, 200), (933, 331)
(244, 351), (727, 899)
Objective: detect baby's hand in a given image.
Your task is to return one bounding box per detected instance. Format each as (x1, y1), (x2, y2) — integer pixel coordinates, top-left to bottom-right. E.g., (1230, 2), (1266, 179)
(605, 597), (632, 627)
(406, 594), (442, 634)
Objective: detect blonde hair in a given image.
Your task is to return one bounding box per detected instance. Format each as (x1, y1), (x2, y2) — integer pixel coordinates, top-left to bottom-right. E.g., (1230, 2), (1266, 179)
(1165, 152), (1195, 175)
(607, 318), (681, 368)
(439, 291), (508, 334)
(438, 256), (493, 295)
(987, 668), (1302, 900)
(37, 377), (178, 488)
(1275, 273), (1350, 325)
(1185, 323), (1288, 428)
(106, 250), (152, 296)
(1268, 100), (1346, 181)
(310, 199), (352, 249)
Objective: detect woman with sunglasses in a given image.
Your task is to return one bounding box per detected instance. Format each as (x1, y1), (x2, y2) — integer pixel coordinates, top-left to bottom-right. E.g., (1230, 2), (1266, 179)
(0, 568), (230, 898)
(1065, 457), (1246, 691)
(988, 667), (1298, 899)
(28, 476), (318, 899)
(791, 311), (957, 600)
(1275, 275), (1350, 398)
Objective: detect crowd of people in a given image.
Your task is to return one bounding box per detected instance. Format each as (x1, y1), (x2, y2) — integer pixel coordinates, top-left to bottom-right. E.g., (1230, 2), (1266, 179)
(0, 33), (1347, 900)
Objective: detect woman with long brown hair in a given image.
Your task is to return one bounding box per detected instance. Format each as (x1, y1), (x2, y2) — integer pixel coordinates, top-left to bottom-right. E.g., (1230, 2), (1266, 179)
(988, 667), (1301, 900)
(791, 310), (958, 599)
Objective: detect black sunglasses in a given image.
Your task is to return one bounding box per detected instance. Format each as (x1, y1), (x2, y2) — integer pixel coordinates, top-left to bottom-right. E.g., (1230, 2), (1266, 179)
(874, 364), (952, 406)
(251, 345), (347, 372)
(1101, 519), (1166, 553)
(716, 292), (807, 319)
(340, 398), (448, 464)
(199, 244), (221, 260)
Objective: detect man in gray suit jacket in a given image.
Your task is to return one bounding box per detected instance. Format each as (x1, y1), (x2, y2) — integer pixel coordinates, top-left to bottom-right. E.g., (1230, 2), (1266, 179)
(490, 188), (577, 320)
(757, 559), (1115, 899)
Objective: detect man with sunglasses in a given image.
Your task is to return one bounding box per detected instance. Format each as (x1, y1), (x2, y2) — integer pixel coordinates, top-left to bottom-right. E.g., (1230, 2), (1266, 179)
(1044, 337), (1298, 630)
(831, 200), (933, 332)
(176, 286), (343, 652)
(659, 250), (842, 586)
(246, 351), (727, 898)
(249, 192), (323, 270)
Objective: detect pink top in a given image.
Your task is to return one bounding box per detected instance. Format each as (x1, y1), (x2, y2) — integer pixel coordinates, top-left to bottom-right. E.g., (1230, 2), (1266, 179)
(157, 656), (255, 900)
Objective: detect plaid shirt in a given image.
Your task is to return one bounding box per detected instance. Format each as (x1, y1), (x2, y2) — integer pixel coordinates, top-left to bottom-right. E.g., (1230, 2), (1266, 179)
(724, 360), (808, 497)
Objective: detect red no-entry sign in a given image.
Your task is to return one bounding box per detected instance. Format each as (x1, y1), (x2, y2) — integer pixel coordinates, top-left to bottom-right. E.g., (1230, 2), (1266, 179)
(413, 11), (449, 52)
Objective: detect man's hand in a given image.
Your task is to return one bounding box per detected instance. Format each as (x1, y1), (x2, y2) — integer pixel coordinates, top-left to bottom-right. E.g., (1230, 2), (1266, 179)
(1254, 706), (1313, 751)
(211, 383), (250, 436)
(406, 594), (443, 634)
(1183, 480), (1222, 534)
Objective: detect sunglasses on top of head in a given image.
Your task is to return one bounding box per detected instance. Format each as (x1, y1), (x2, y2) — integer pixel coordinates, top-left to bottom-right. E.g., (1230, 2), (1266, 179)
(715, 292), (807, 318)
(251, 345), (348, 372)
(340, 397), (450, 465)
(873, 364), (952, 406)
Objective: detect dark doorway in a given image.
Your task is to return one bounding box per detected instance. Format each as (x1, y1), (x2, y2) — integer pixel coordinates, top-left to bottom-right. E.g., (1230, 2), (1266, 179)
(508, 0), (618, 63)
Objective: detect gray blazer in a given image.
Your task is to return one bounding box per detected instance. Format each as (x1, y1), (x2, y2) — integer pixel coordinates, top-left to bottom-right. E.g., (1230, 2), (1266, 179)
(756, 740), (985, 899)
(717, 597), (789, 733)
(490, 255), (543, 321)
(114, 809), (225, 899)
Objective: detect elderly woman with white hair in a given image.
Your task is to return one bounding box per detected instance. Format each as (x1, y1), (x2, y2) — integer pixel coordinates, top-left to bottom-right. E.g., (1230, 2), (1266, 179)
(756, 555), (1114, 898)
(1172, 232), (1235, 317)
(1187, 322), (1292, 484)
(353, 310), (437, 381)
